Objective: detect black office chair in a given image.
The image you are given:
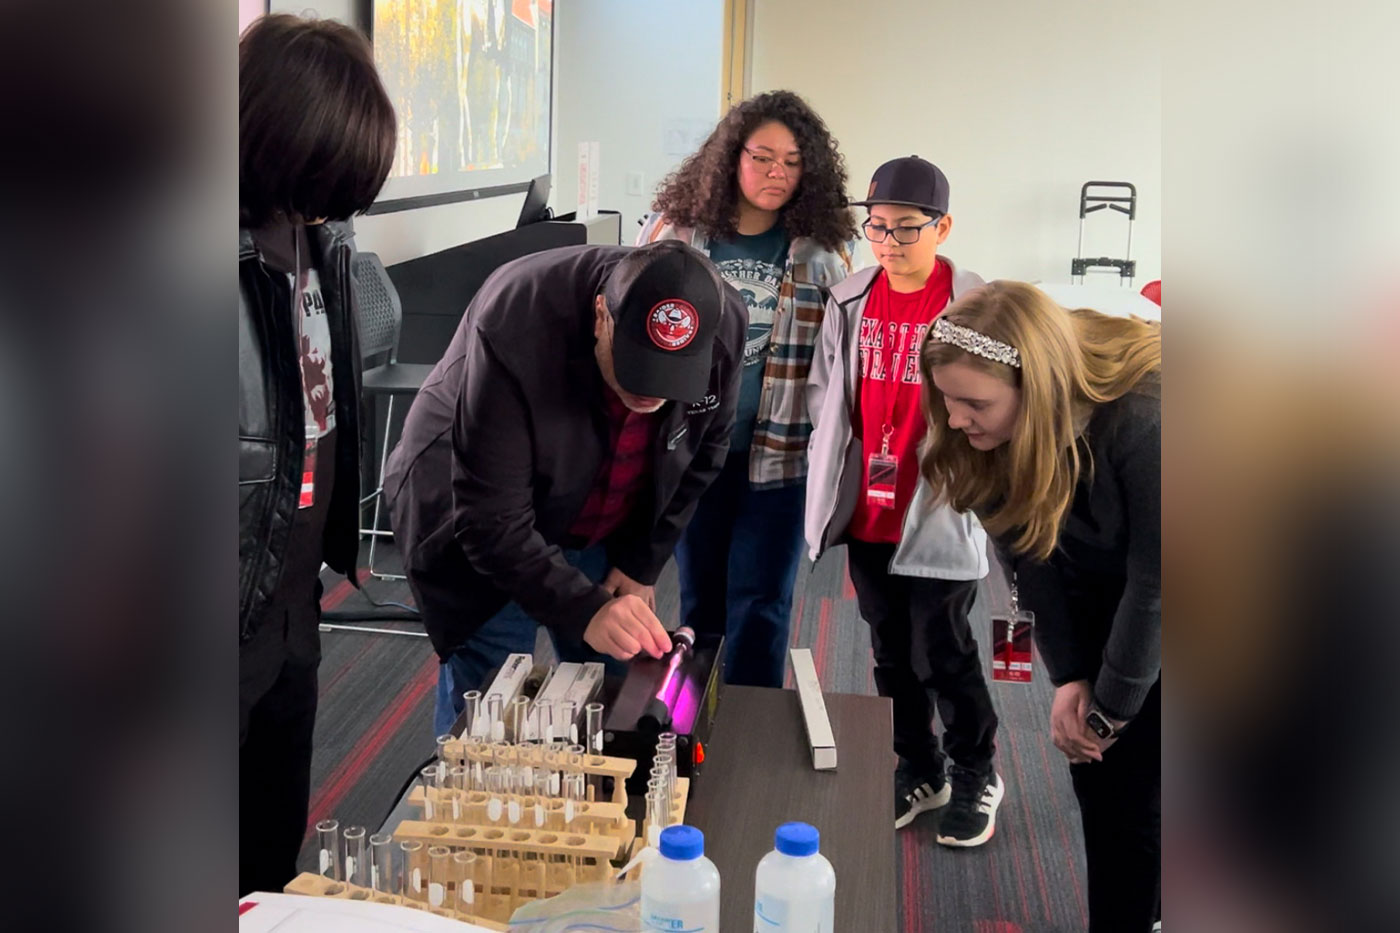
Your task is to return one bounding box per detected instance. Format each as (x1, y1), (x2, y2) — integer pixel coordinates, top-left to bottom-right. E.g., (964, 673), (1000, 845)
(352, 252), (434, 581)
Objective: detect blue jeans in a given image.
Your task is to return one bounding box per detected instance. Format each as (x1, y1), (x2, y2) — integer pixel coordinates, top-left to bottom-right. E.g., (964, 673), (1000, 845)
(674, 449), (806, 688)
(433, 545), (627, 735)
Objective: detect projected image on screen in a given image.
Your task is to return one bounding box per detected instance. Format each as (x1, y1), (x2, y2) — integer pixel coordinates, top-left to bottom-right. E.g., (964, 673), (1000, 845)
(372, 0), (552, 207)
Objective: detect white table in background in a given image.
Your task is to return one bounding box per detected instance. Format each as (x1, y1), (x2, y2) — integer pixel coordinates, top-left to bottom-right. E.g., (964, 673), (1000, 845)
(1034, 282), (1161, 322)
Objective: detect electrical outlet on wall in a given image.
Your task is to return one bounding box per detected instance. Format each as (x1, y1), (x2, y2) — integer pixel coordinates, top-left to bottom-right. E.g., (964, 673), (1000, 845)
(626, 171), (644, 197)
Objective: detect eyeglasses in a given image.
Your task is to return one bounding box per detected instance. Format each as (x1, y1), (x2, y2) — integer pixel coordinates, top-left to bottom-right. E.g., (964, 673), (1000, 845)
(743, 147), (802, 177)
(862, 217), (941, 245)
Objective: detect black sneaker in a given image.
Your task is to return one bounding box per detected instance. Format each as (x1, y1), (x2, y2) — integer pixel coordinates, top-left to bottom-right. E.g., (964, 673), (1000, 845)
(935, 766), (1004, 847)
(894, 760), (950, 830)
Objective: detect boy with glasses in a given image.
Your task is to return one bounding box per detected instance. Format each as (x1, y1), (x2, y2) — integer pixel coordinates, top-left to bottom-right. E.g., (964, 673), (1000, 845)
(805, 156), (1003, 846)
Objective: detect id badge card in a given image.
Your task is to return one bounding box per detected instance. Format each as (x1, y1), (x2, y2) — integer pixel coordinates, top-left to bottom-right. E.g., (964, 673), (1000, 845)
(298, 424), (317, 509)
(990, 611), (1035, 683)
(866, 452), (899, 509)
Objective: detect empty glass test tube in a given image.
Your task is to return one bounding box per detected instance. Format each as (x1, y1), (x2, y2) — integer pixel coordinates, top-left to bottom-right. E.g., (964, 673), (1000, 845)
(428, 845), (451, 910)
(343, 825), (368, 888)
(315, 819), (341, 881)
(400, 839), (427, 904)
(369, 832), (394, 899)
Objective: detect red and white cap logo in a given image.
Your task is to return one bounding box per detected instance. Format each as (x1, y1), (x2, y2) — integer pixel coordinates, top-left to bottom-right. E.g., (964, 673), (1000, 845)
(646, 299), (698, 350)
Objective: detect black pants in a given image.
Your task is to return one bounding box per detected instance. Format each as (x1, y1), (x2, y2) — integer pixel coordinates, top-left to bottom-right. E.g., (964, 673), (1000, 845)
(1070, 678), (1161, 932)
(845, 540), (998, 776)
(239, 610), (320, 897)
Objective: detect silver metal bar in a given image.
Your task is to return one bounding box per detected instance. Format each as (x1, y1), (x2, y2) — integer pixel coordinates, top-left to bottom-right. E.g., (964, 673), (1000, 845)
(318, 623), (428, 637)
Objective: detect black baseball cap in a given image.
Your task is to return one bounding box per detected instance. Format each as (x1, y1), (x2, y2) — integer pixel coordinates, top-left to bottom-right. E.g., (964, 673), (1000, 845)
(603, 240), (723, 403)
(849, 155), (950, 217)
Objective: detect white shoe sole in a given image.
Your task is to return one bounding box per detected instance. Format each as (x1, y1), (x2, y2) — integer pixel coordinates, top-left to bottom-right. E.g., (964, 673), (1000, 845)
(894, 781), (951, 829)
(935, 773), (1005, 847)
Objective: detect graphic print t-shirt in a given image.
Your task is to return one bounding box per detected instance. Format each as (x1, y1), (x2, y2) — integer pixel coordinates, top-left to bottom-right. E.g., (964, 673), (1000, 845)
(249, 221), (339, 635)
(707, 224), (789, 452)
(847, 259), (952, 544)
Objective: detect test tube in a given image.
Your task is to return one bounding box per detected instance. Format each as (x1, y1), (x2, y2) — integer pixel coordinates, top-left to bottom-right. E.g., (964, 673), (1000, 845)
(315, 819), (342, 881)
(452, 850), (480, 919)
(557, 700), (578, 746)
(533, 768), (552, 831)
(644, 789), (664, 846)
(462, 690), (483, 740)
(343, 825), (368, 888)
(419, 764), (442, 821)
(486, 694), (505, 743)
(428, 845), (451, 910)
(535, 698), (555, 746)
(507, 763), (523, 828)
(647, 774), (670, 828)
(400, 839), (426, 904)
(584, 702), (605, 755)
(369, 832), (395, 899)
(449, 765), (470, 820)
(509, 694), (530, 743)
(485, 765), (506, 824)
(654, 751), (676, 804)
(435, 733), (455, 783)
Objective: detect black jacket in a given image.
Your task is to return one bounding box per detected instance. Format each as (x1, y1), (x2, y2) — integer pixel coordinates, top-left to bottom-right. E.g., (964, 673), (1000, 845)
(238, 222), (363, 641)
(994, 378), (1161, 721)
(385, 245), (746, 659)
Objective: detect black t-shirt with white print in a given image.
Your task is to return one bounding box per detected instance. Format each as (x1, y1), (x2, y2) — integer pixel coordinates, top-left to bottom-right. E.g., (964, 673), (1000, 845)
(248, 220), (339, 654)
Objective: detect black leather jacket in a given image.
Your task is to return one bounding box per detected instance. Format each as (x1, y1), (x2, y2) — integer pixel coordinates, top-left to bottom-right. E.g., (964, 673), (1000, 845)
(238, 222), (363, 641)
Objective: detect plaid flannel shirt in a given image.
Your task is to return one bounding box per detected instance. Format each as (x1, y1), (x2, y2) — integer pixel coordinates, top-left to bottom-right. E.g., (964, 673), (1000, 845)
(637, 212), (853, 488)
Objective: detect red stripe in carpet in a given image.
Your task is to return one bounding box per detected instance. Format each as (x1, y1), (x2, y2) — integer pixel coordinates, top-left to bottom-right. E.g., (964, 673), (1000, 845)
(319, 637), (379, 700)
(1036, 727), (1088, 928)
(987, 829), (1005, 928)
(1005, 710), (1055, 929)
(842, 553), (855, 601)
(902, 830), (917, 933)
(813, 597), (833, 680)
(320, 568), (369, 612)
(305, 653), (439, 831)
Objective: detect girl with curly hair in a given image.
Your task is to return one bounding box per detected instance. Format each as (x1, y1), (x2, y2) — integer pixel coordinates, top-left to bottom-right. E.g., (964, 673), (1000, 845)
(637, 90), (855, 689)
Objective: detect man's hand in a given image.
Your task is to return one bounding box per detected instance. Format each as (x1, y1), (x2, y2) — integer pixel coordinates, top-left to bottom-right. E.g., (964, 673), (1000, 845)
(1050, 680), (1114, 764)
(584, 595), (672, 661)
(602, 566), (656, 612)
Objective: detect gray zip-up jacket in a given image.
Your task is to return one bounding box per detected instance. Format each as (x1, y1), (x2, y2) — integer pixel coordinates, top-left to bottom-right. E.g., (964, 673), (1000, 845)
(804, 261), (989, 578)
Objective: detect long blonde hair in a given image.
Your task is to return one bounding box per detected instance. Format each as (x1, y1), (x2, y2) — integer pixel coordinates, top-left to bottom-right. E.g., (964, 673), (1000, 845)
(919, 281), (1161, 560)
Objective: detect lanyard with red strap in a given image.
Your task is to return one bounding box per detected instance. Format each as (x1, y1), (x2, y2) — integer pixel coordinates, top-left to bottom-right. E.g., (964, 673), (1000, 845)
(865, 277), (941, 509)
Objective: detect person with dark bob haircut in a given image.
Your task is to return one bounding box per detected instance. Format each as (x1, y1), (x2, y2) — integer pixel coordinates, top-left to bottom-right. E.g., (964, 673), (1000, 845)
(238, 13), (394, 896)
(637, 90), (856, 689)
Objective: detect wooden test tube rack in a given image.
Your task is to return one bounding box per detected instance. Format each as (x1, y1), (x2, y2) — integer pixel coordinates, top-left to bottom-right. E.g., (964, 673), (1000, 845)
(282, 871), (509, 930)
(286, 748), (689, 924)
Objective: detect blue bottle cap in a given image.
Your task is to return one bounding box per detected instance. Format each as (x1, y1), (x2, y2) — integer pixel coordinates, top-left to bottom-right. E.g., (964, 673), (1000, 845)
(659, 825), (705, 861)
(774, 822), (820, 857)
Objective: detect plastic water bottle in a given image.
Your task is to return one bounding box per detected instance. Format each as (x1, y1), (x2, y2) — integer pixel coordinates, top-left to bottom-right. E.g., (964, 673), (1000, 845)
(754, 822), (836, 932)
(641, 824), (721, 933)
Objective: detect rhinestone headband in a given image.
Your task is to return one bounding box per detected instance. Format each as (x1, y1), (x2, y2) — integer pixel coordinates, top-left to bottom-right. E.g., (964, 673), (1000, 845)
(930, 316), (1021, 368)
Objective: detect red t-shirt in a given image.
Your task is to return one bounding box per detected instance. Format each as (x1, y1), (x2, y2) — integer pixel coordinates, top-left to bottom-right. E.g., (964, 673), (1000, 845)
(847, 260), (953, 544)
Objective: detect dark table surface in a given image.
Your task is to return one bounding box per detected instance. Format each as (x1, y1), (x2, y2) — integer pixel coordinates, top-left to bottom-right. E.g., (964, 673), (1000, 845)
(685, 685), (896, 933)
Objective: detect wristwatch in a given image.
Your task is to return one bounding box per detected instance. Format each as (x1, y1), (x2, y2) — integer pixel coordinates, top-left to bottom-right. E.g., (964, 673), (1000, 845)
(1085, 707), (1123, 740)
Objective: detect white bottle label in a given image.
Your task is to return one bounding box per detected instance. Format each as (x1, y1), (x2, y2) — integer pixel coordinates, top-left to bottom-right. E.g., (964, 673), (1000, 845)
(412, 868), (422, 892)
(429, 882), (445, 906)
(487, 797), (503, 822)
(535, 803), (545, 827)
(371, 865), (379, 889)
(508, 800), (522, 824)
(424, 796), (435, 820)
(452, 796), (462, 820)
(318, 849), (331, 875)
(461, 883), (475, 907)
(344, 856), (356, 882)
(642, 900), (710, 932)
(564, 799), (575, 823)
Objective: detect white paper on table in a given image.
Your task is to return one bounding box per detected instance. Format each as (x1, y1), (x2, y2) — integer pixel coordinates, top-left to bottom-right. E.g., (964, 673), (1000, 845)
(238, 891), (499, 932)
